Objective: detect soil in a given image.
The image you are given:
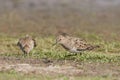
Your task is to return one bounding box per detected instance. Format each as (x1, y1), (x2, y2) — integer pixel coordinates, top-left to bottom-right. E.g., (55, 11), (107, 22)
(0, 57), (119, 78)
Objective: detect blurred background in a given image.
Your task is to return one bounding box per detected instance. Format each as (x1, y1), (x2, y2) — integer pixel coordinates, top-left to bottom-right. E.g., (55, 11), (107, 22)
(0, 0), (120, 36)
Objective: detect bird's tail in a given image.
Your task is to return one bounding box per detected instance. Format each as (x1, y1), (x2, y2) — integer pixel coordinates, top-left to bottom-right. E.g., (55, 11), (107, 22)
(87, 45), (100, 50)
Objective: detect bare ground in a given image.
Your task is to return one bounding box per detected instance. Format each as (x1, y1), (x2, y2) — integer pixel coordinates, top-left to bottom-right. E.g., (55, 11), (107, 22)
(0, 57), (119, 78)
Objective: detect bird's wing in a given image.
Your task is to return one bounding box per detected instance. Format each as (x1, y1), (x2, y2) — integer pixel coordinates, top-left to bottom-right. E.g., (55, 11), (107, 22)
(17, 38), (27, 48)
(73, 38), (91, 51)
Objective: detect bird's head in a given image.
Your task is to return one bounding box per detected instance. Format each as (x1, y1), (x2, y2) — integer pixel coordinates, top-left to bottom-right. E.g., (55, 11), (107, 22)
(53, 33), (68, 46)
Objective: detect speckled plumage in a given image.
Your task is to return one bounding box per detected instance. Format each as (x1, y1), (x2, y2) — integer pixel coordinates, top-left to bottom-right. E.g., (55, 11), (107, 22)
(55, 33), (99, 53)
(17, 35), (36, 54)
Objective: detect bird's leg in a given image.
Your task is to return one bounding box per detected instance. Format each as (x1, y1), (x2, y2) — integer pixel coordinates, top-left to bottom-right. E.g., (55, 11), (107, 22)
(72, 54), (78, 62)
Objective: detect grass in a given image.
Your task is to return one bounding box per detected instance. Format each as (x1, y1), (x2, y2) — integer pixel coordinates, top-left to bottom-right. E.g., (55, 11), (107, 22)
(0, 33), (120, 80)
(0, 33), (120, 63)
(0, 70), (117, 80)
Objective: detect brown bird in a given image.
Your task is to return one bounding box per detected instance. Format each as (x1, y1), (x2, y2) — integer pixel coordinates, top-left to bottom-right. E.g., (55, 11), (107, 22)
(53, 33), (99, 54)
(17, 35), (37, 54)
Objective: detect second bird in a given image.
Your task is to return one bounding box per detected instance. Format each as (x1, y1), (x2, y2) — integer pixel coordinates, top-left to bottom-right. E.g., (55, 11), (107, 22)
(17, 35), (37, 54)
(54, 33), (99, 54)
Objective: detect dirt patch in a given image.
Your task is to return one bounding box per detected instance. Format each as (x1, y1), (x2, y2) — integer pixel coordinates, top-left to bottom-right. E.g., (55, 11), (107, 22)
(0, 57), (119, 77)
(0, 64), (83, 76)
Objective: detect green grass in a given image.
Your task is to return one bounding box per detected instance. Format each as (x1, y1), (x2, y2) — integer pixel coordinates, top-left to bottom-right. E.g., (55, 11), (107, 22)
(0, 70), (53, 80)
(0, 33), (120, 63)
(0, 70), (117, 80)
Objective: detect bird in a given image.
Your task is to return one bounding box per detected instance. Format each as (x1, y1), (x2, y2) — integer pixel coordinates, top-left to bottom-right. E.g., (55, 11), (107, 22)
(17, 35), (37, 54)
(53, 33), (99, 54)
